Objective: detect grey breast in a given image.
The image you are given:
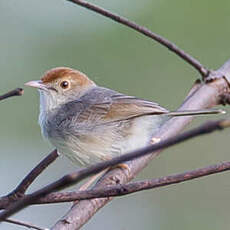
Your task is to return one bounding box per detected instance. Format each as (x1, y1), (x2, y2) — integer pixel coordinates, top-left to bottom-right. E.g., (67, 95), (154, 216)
(45, 87), (119, 140)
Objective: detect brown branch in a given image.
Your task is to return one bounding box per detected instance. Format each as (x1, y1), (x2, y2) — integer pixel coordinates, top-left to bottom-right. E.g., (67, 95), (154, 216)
(5, 218), (47, 230)
(51, 61), (230, 229)
(12, 149), (59, 195)
(0, 150), (59, 209)
(0, 88), (24, 101)
(34, 160), (230, 204)
(0, 118), (229, 220)
(67, 0), (208, 78)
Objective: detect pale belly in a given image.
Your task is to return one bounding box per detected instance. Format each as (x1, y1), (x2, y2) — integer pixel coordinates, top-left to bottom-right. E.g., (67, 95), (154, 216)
(47, 115), (165, 166)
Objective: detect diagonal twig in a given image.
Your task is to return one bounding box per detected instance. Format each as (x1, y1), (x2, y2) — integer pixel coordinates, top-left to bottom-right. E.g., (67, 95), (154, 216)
(0, 88), (24, 101)
(34, 160), (230, 204)
(5, 218), (48, 230)
(0, 150), (59, 209)
(11, 149), (59, 196)
(0, 119), (229, 220)
(67, 0), (208, 78)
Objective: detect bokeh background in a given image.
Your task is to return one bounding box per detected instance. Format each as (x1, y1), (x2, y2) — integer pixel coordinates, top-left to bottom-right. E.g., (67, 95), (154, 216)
(1, 0), (230, 229)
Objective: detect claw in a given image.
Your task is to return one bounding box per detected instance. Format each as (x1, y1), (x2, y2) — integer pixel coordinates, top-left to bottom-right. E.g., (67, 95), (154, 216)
(112, 163), (131, 177)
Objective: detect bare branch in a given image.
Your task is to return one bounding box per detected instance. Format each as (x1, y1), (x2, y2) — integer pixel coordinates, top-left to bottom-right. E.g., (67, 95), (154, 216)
(12, 149), (59, 196)
(67, 0), (208, 77)
(5, 218), (48, 230)
(35, 160), (230, 203)
(0, 150), (59, 209)
(0, 119), (229, 221)
(0, 88), (23, 101)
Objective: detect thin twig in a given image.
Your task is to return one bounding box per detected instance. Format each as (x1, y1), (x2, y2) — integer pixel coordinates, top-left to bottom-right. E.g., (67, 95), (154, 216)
(12, 149), (59, 196)
(5, 218), (48, 230)
(0, 119), (229, 221)
(0, 150), (59, 209)
(67, 0), (208, 77)
(0, 88), (24, 101)
(34, 160), (230, 203)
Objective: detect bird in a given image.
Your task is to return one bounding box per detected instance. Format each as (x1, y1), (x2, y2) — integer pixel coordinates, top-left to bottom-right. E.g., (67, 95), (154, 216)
(25, 67), (224, 172)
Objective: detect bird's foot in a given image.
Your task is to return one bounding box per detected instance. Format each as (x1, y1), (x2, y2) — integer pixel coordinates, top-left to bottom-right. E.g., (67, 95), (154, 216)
(111, 163), (131, 178)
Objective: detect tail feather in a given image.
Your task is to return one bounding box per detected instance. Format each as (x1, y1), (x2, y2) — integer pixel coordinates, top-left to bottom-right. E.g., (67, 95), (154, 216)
(166, 109), (225, 117)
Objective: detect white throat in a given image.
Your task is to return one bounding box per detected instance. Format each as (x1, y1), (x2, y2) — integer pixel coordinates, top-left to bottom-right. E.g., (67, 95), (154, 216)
(38, 90), (62, 137)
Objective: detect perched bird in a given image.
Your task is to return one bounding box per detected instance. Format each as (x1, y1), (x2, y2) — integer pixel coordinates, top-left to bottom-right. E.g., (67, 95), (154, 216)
(25, 67), (224, 167)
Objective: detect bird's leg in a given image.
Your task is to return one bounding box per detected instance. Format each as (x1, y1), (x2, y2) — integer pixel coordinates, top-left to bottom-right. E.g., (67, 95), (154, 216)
(112, 137), (161, 175)
(78, 161), (131, 191)
(72, 169), (109, 205)
(101, 154), (132, 177)
(75, 137), (161, 203)
(94, 138), (162, 181)
(78, 169), (109, 191)
(113, 163), (131, 175)
(79, 137), (161, 191)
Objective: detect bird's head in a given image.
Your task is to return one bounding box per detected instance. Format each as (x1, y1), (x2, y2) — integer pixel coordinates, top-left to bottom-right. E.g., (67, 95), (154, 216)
(25, 67), (96, 110)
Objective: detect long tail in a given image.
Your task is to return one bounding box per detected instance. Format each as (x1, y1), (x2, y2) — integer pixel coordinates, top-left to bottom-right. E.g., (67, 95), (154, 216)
(166, 109), (225, 117)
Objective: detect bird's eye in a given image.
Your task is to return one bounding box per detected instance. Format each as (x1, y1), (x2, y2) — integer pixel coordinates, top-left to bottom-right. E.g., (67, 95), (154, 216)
(60, 80), (69, 89)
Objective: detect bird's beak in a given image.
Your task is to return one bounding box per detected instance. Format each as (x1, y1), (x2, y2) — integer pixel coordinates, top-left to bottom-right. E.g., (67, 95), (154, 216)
(24, 80), (48, 91)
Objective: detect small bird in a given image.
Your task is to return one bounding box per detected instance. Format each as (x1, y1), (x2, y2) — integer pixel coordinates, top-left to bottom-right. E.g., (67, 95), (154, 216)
(25, 67), (224, 168)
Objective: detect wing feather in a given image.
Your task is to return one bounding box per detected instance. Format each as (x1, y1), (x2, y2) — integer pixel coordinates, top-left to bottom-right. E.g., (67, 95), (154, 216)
(75, 87), (168, 124)
(56, 86), (168, 127)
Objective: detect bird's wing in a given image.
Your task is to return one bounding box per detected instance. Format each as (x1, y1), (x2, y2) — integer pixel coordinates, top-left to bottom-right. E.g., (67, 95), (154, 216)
(99, 94), (168, 123)
(72, 87), (168, 125)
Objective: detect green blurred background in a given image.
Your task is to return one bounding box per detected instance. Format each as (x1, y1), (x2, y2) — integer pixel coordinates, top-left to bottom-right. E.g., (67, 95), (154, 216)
(1, 0), (230, 229)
